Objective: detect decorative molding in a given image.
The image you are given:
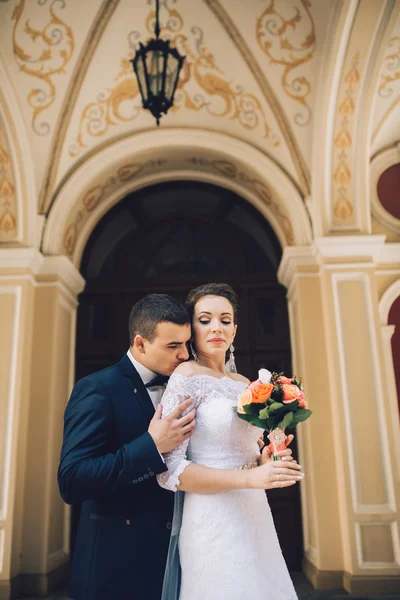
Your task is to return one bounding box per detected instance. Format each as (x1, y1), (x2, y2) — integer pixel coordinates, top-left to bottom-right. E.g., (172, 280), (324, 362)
(0, 285), (22, 527)
(332, 51), (361, 221)
(379, 278), (400, 325)
(378, 242), (400, 265)
(39, 0), (121, 212)
(277, 245), (318, 289)
(331, 271), (396, 514)
(311, 0), (358, 238)
(371, 146), (400, 234)
(203, 0), (310, 195)
(0, 248), (85, 296)
(0, 247), (44, 273)
(256, 0), (316, 127)
(11, 0), (75, 136)
(355, 521), (400, 569)
(314, 235), (386, 262)
(43, 129), (311, 264)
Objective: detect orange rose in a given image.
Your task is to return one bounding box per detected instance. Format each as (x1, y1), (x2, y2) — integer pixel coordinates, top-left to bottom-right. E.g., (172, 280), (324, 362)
(248, 381), (274, 403)
(277, 375), (293, 385)
(282, 384), (300, 404)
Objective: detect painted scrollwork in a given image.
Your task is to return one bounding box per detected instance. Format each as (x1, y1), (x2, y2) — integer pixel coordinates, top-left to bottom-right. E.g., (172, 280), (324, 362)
(378, 36), (400, 98)
(332, 52), (360, 220)
(256, 0), (316, 126)
(0, 144), (17, 238)
(63, 159), (167, 256)
(69, 1), (278, 157)
(11, 0), (74, 136)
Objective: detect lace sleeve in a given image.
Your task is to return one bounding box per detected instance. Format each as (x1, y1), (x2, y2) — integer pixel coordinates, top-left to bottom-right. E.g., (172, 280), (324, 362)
(157, 373), (201, 492)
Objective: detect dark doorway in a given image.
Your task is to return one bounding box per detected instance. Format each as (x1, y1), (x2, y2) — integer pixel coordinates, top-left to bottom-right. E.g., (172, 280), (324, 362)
(73, 180), (303, 570)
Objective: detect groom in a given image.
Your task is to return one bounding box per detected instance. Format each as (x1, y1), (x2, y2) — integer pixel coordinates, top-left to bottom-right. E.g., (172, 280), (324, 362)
(58, 294), (195, 600)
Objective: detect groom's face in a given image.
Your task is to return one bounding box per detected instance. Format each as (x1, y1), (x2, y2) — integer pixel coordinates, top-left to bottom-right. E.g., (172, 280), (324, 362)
(136, 321), (191, 376)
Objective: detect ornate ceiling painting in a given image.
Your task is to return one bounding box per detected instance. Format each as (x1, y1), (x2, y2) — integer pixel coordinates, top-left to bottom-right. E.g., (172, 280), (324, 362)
(0, 0), (400, 253)
(0, 0), (104, 195)
(60, 0), (300, 189)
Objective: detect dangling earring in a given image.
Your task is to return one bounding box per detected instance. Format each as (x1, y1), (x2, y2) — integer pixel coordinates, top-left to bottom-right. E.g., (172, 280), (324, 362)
(190, 341), (198, 362)
(228, 342), (237, 373)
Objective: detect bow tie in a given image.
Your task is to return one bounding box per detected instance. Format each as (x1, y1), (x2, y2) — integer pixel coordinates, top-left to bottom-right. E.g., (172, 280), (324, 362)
(145, 374), (169, 388)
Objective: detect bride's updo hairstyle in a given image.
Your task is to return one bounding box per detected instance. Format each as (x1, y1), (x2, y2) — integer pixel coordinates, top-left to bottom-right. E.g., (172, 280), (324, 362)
(185, 282), (239, 323)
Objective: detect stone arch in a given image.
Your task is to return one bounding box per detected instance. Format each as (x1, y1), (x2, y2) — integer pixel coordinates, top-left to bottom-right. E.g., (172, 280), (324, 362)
(371, 145), (400, 235)
(0, 59), (37, 246)
(380, 277), (400, 326)
(42, 129), (312, 268)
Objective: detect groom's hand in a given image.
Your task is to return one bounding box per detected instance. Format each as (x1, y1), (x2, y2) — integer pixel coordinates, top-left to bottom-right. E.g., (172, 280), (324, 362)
(148, 399), (196, 454)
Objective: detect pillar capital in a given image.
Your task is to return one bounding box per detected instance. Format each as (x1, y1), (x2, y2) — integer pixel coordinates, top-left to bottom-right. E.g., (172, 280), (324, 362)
(0, 248), (85, 297)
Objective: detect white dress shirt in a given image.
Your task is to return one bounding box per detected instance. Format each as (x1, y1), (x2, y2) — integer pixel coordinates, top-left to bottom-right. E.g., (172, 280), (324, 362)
(126, 349), (166, 410)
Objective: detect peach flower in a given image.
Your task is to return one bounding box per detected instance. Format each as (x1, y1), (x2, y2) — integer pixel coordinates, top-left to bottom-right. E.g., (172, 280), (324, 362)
(277, 375), (293, 385)
(281, 384), (301, 404)
(237, 389), (252, 414)
(297, 391), (308, 409)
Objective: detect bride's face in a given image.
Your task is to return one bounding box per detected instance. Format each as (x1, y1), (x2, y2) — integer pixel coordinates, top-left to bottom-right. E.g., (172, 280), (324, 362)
(192, 295), (237, 360)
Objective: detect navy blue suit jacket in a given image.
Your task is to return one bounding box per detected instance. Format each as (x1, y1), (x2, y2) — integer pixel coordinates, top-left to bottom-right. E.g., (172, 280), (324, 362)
(58, 355), (174, 600)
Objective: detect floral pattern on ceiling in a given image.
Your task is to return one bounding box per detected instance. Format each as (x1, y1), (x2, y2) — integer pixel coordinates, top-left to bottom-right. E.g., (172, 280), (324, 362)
(256, 0), (316, 126)
(11, 0), (75, 136)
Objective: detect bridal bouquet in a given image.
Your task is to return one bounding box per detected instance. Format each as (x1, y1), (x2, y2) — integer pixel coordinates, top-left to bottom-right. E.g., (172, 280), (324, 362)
(235, 369), (312, 460)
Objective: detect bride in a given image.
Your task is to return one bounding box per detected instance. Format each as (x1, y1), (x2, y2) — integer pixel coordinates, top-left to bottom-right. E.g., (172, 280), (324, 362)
(157, 283), (302, 600)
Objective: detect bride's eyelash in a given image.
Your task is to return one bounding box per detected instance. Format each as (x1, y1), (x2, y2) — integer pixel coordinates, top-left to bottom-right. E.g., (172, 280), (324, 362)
(198, 319), (232, 325)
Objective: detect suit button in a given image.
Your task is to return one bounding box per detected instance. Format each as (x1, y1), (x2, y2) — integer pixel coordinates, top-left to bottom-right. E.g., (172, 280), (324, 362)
(166, 522), (172, 530)
(138, 477), (144, 482)
(132, 479), (138, 484)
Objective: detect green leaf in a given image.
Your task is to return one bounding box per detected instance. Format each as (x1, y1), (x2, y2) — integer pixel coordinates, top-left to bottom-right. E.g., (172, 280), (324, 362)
(235, 408), (267, 430)
(268, 402), (284, 414)
(243, 403), (265, 417)
(290, 409), (312, 426)
(278, 411), (293, 430)
(258, 406), (269, 420)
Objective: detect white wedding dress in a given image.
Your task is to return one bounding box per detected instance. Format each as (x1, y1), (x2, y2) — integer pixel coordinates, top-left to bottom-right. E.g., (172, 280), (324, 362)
(157, 373), (298, 600)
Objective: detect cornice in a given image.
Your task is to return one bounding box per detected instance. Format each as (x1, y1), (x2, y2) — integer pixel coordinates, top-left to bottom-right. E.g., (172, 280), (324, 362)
(0, 248), (85, 295)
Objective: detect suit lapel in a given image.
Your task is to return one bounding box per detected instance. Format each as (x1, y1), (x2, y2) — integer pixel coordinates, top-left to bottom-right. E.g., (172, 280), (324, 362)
(118, 354), (155, 421)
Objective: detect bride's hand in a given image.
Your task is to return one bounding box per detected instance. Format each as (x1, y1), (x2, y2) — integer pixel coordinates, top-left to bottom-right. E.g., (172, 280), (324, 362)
(259, 433), (295, 466)
(249, 455), (303, 490)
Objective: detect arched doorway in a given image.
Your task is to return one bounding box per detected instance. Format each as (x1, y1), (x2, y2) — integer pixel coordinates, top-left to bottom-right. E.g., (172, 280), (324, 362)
(74, 180), (303, 570)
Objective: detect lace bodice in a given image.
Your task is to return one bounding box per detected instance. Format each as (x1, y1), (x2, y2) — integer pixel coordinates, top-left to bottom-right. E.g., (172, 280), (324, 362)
(157, 373), (264, 492)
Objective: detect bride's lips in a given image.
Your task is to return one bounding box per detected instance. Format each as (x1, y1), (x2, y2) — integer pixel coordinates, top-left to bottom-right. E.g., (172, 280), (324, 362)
(208, 338), (225, 343)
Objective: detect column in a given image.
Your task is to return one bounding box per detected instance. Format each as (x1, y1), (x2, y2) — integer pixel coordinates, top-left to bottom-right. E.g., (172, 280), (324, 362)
(0, 248), (84, 599)
(278, 236), (400, 595)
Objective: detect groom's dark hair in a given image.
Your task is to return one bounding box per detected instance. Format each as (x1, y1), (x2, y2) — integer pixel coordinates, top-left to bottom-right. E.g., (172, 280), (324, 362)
(129, 294), (190, 344)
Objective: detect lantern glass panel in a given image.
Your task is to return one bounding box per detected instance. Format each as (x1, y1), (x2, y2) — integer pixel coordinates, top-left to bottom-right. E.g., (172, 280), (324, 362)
(164, 53), (180, 100)
(134, 55), (147, 100)
(146, 49), (165, 96)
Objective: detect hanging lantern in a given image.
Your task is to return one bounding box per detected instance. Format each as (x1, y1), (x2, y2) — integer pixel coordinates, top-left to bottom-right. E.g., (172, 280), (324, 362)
(131, 0), (185, 125)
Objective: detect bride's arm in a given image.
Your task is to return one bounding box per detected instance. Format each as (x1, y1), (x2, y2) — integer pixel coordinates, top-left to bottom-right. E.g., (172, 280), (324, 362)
(157, 367), (303, 494)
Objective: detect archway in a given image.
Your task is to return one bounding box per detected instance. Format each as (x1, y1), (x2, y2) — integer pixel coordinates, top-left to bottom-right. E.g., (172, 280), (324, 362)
(73, 179), (303, 571)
